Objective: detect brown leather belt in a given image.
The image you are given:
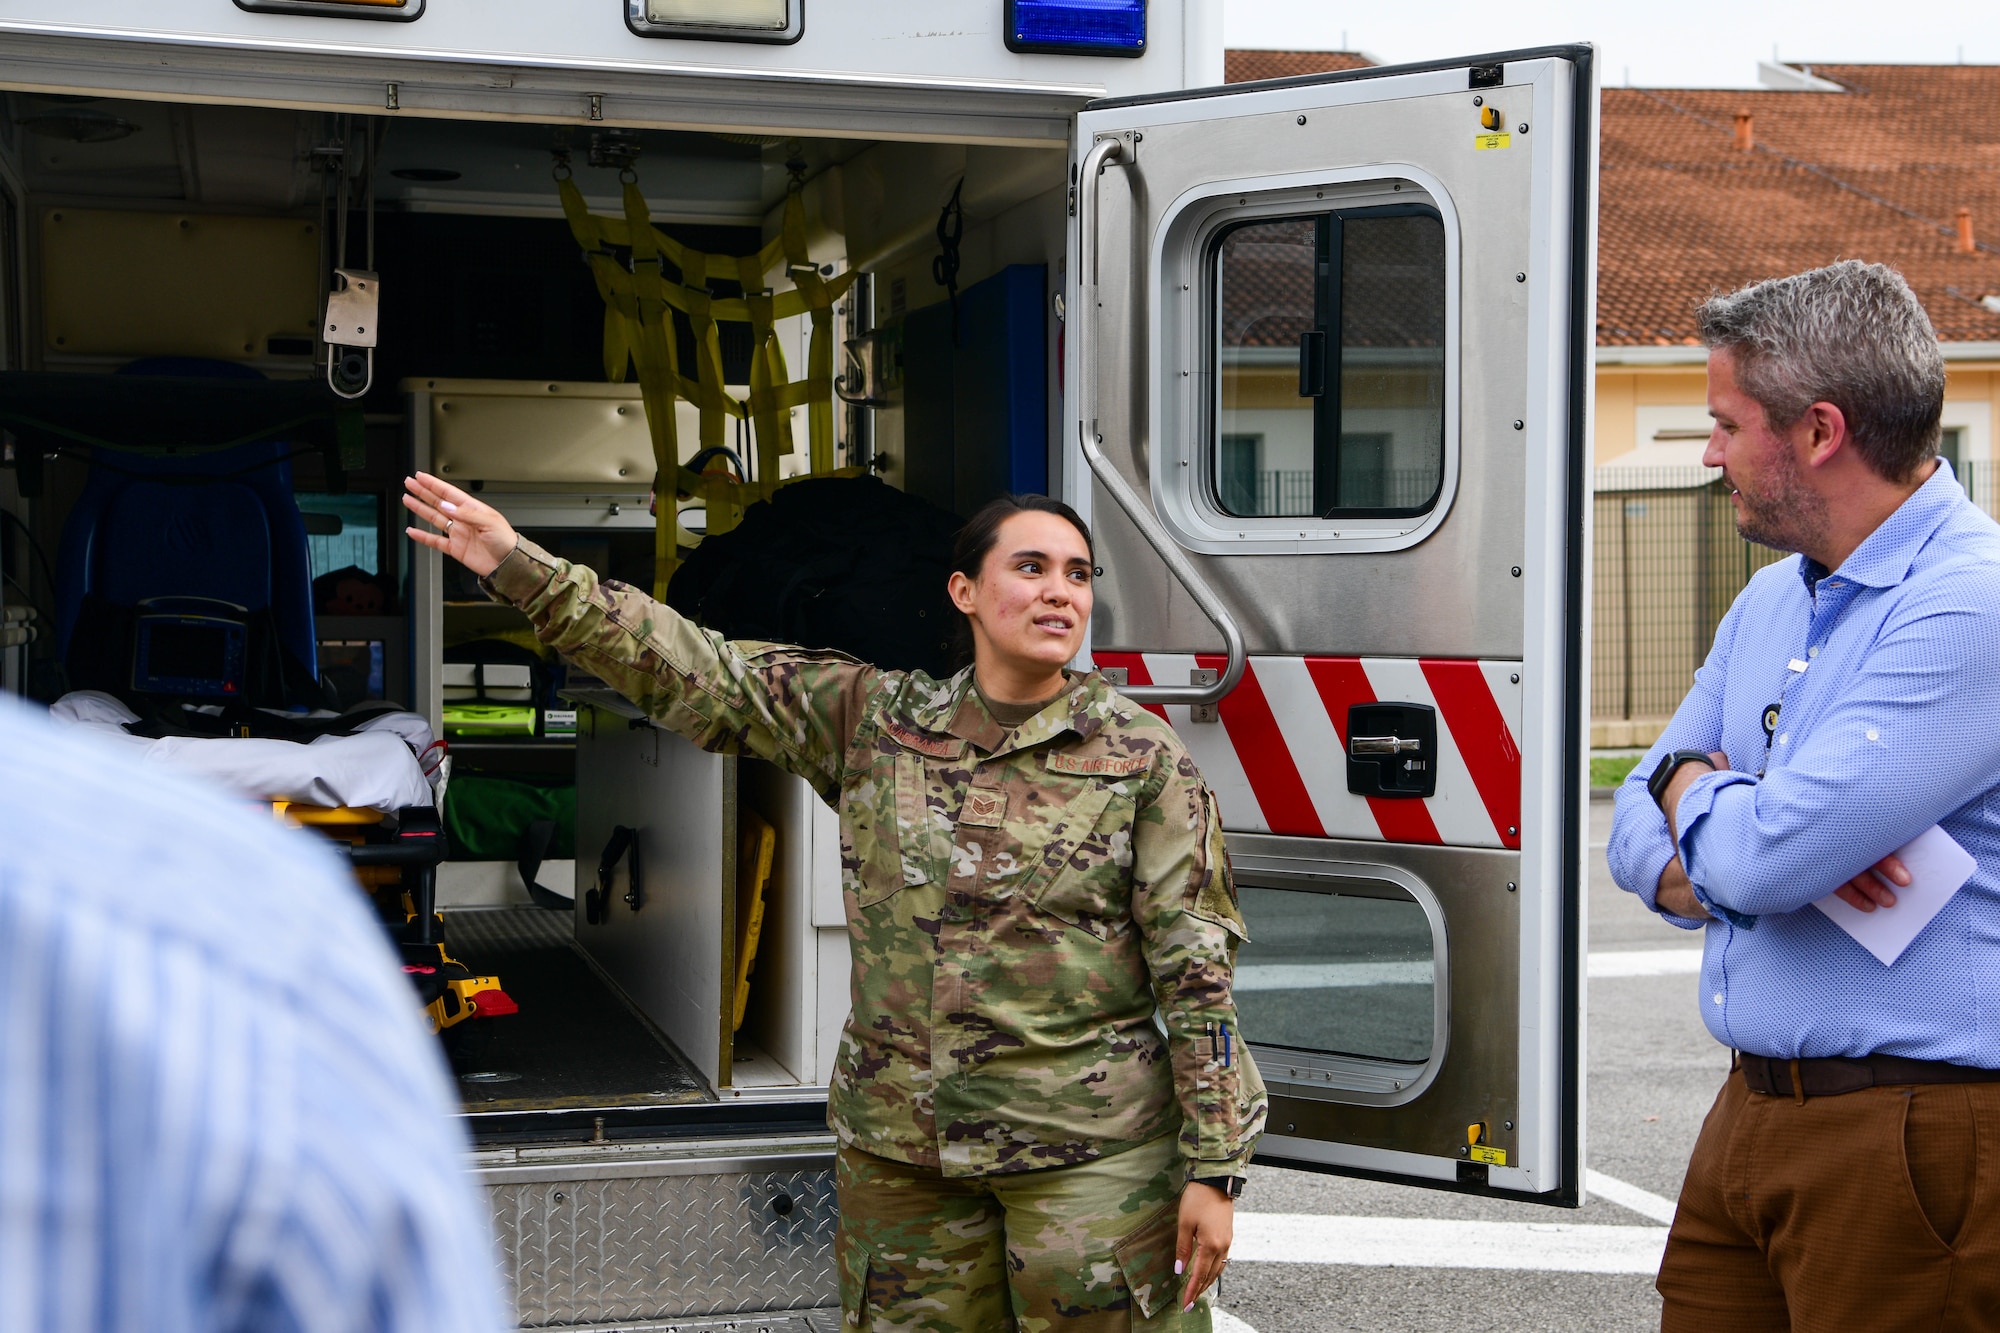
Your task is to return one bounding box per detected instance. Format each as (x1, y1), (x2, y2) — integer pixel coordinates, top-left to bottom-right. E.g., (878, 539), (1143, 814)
(1738, 1051), (2000, 1099)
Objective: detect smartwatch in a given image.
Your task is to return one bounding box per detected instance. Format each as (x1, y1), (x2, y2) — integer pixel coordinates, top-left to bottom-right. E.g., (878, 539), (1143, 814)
(1647, 749), (1716, 810)
(1191, 1175), (1246, 1200)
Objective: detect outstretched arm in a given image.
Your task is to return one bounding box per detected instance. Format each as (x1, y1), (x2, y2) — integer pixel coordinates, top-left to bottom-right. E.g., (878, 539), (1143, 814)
(404, 473), (876, 798)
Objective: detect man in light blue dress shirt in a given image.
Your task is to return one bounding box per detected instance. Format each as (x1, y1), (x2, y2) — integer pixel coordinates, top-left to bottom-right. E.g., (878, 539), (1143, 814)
(1610, 261), (2000, 1330)
(0, 698), (509, 1332)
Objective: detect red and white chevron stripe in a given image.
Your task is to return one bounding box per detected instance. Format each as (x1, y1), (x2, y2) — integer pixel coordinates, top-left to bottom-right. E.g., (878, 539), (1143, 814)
(1091, 653), (1523, 850)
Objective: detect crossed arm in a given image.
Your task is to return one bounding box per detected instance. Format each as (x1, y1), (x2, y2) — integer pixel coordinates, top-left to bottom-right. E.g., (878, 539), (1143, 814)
(1606, 586), (1952, 925)
(1650, 753), (1906, 920)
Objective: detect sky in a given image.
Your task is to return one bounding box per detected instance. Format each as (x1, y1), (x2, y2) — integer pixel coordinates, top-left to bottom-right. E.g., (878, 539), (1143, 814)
(1222, 0), (2000, 89)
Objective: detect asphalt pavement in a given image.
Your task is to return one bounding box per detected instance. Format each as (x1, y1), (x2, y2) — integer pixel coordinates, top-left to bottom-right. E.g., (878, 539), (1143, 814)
(1215, 797), (1725, 1333)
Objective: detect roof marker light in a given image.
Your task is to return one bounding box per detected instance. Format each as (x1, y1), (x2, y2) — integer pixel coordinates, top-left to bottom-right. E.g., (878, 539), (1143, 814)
(628, 0), (802, 43)
(1006, 0), (1146, 58)
(234, 0), (424, 20)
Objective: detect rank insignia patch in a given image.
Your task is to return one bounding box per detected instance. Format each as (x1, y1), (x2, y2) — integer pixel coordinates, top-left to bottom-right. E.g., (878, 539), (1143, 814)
(961, 788), (1008, 827)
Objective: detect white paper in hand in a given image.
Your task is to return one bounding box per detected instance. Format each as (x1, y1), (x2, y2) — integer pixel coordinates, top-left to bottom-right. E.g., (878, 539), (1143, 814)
(1811, 824), (1976, 965)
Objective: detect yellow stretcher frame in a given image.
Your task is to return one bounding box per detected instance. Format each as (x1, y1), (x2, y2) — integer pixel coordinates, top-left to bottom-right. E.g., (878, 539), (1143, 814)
(271, 800), (504, 1034)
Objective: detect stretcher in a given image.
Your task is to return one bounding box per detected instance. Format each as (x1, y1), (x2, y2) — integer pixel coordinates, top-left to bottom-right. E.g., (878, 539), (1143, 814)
(50, 689), (514, 1032)
(50, 689), (438, 812)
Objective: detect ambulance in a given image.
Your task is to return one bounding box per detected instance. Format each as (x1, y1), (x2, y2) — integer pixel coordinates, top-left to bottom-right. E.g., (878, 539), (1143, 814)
(0, 3), (1595, 1323)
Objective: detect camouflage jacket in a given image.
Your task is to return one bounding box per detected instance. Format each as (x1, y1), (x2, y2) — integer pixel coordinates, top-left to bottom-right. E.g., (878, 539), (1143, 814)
(486, 538), (1267, 1178)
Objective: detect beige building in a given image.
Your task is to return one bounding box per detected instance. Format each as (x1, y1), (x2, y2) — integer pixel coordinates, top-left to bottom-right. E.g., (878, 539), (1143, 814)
(1599, 349), (2000, 475)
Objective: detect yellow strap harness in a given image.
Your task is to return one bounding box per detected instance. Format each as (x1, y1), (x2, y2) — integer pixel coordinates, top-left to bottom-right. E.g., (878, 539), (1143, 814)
(556, 166), (860, 596)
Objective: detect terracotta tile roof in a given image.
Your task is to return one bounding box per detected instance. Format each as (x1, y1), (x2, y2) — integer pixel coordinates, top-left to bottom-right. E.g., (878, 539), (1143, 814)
(1601, 66), (2000, 345)
(1219, 217), (1315, 349)
(1220, 215), (1446, 349)
(1225, 49), (1375, 84)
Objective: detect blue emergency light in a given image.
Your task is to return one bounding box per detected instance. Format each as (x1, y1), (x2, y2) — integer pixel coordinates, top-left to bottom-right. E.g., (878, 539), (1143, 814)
(1006, 0), (1146, 57)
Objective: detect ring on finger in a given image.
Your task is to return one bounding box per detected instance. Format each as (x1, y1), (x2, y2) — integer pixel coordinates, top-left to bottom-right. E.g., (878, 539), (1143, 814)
(445, 518), (455, 532)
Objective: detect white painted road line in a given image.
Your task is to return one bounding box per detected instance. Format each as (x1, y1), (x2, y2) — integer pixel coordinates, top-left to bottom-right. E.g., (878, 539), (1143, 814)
(1585, 1169), (1680, 1225)
(1212, 1307), (1260, 1333)
(1232, 1213), (1668, 1274)
(1588, 949), (1704, 978)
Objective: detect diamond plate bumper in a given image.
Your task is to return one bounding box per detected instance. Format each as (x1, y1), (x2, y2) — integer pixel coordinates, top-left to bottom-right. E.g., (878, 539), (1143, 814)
(479, 1137), (838, 1328)
(537, 1311), (841, 1333)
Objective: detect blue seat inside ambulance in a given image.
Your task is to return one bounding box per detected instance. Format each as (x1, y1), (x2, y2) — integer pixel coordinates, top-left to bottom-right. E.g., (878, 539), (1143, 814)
(54, 359), (322, 709)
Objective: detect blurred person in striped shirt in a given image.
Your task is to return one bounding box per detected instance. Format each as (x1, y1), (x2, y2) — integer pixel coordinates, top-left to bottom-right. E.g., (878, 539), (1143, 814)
(0, 697), (508, 1333)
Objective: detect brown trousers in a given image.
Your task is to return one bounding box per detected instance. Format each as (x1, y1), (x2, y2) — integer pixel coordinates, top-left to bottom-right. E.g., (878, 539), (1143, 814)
(1659, 1066), (2000, 1332)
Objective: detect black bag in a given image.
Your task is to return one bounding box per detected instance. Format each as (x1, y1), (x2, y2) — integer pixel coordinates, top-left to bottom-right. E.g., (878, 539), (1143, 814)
(665, 476), (961, 678)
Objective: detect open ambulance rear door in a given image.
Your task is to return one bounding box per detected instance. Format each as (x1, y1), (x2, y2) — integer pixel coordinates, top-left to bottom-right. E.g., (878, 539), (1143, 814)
(1069, 47), (1596, 1203)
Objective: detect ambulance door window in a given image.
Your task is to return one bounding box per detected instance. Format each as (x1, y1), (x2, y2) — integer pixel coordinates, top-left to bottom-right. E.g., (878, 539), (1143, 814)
(1214, 207), (1446, 520)
(1230, 881), (1445, 1103)
(297, 492), (383, 582)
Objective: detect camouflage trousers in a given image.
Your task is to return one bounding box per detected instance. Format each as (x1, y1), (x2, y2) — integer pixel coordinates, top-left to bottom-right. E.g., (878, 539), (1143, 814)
(835, 1133), (1208, 1333)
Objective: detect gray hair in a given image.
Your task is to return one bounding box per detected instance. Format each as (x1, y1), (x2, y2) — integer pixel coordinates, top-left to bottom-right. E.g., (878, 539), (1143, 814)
(1695, 260), (1945, 482)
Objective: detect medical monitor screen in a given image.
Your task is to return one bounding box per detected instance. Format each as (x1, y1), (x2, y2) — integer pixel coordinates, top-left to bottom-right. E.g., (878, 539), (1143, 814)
(133, 615), (246, 697)
(149, 621), (229, 680)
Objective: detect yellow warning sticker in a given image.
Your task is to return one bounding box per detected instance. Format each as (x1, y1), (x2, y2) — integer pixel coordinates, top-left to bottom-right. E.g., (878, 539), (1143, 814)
(1474, 132), (1512, 151)
(1468, 1144), (1509, 1166)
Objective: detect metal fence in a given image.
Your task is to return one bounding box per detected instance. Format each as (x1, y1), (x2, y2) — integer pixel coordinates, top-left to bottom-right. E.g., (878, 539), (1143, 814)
(1592, 461), (1998, 727)
(1253, 470), (1315, 515)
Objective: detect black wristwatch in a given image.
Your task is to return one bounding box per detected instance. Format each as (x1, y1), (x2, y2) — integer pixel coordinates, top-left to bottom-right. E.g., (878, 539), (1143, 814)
(1191, 1175), (1246, 1199)
(1647, 749), (1717, 810)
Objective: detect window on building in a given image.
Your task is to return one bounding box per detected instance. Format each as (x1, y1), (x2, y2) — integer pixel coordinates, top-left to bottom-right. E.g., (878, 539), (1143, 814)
(1218, 433), (1262, 514)
(1940, 426), (1965, 481)
(1213, 206), (1446, 519)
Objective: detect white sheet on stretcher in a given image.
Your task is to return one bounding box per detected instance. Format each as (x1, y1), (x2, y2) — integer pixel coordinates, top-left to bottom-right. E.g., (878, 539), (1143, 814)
(49, 691), (435, 813)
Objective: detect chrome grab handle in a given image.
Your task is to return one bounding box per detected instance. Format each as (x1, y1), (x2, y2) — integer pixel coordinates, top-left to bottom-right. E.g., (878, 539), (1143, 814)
(1350, 735), (1423, 756)
(1079, 435), (1247, 708)
(1075, 134), (1246, 709)
(1076, 135), (1122, 444)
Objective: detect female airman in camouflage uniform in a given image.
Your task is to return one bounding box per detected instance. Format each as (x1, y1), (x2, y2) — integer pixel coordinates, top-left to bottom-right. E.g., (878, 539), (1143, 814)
(406, 476), (1265, 1332)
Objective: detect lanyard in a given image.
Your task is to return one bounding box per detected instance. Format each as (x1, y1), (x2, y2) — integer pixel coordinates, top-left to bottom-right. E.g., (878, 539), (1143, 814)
(1758, 657), (1812, 778)
(1759, 625), (1814, 780)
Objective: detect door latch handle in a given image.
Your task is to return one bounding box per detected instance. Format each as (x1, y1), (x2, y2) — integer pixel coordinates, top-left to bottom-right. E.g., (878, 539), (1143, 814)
(1345, 704), (1438, 798)
(1349, 734), (1422, 756)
